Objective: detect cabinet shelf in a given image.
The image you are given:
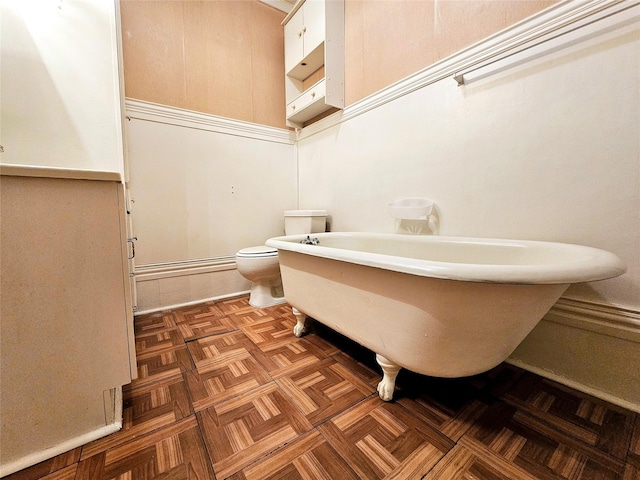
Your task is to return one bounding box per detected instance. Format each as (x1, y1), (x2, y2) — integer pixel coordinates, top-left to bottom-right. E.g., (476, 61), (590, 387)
(286, 43), (324, 82)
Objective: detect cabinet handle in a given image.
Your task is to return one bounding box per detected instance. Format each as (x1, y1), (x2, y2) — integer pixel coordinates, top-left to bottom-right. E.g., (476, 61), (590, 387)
(127, 236), (138, 260)
(292, 105), (296, 111)
(298, 31), (303, 38)
(302, 26), (307, 34)
(311, 91), (316, 98)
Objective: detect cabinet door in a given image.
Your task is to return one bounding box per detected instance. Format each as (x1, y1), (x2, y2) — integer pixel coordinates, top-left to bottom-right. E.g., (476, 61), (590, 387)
(303, 0), (325, 58)
(284, 6), (305, 74)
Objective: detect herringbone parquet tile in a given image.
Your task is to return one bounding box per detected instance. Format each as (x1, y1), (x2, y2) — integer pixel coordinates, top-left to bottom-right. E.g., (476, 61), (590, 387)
(239, 315), (298, 347)
(319, 396), (454, 479)
(227, 430), (360, 480)
(80, 374), (193, 460)
(250, 337), (329, 378)
(75, 417), (214, 479)
(6, 295), (638, 480)
(133, 311), (176, 336)
(135, 328), (185, 356)
(187, 330), (258, 368)
(276, 357), (375, 426)
(185, 351), (272, 411)
(177, 314), (237, 341)
(132, 344), (195, 387)
(197, 382), (313, 478)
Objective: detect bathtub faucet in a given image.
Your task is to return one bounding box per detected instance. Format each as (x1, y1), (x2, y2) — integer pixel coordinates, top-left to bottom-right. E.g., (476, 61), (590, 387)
(300, 236), (320, 245)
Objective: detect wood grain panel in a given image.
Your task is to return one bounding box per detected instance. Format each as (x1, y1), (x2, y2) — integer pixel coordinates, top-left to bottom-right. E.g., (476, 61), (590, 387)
(433, 0), (560, 60)
(185, 352), (272, 410)
(250, 1), (287, 127)
(239, 315), (298, 347)
(229, 430), (360, 480)
(135, 328), (185, 356)
(251, 337), (329, 378)
(319, 397), (453, 479)
(134, 311), (177, 336)
(188, 330), (258, 367)
(119, 0), (187, 107)
(362, 0), (435, 104)
(79, 417), (214, 480)
(176, 314), (237, 342)
(344, 0), (560, 105)
(276, 358), (375, 425)
(81, 375), (193, 460)
(120, 0), (287, 128)
(183, 0), (254, 121)
(466, 401), (629, 478)
(2, 449), (80, 480)
(133, 345), (195, 387)
(197, 382), (313, 478)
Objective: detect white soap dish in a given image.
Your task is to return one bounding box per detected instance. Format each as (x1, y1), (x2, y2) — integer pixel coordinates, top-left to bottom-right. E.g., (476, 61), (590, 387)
(388, 198), (434, 220)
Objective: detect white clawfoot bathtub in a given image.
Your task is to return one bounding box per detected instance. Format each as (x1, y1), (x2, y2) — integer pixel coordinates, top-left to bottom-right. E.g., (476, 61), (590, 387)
(265, 232), (626, 401)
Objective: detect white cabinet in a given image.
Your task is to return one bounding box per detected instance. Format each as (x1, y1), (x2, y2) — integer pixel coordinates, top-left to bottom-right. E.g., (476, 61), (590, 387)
(283, 0), (344, 128)
(284, 0), (325, 80)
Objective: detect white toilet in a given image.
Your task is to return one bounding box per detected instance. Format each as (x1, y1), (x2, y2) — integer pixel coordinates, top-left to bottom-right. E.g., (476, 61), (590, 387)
(235, 210), (327, 308)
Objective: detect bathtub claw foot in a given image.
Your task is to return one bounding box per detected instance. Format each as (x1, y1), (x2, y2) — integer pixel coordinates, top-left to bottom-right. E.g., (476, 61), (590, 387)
(292, 307), (308, 337)
(376, 354), (401, 401)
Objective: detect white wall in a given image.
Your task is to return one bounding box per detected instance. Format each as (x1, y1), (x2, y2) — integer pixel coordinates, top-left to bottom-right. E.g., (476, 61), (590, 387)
(1, 0), (125, 174)
(298, 6), (639, 310)
(125, 102), (297, 311)
(296, 4), (640, 408)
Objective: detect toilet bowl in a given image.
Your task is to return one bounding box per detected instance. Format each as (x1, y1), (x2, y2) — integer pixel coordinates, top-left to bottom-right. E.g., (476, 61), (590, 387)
(235, 246), (284, 308)
(236, 210), (327, 308)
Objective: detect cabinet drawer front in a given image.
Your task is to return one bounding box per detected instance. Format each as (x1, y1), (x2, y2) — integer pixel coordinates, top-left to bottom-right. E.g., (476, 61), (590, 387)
(287, 80), (326, 119)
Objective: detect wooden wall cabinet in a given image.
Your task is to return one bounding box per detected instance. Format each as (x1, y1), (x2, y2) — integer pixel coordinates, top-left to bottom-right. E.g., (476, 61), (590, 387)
(283, 0), (344, 128)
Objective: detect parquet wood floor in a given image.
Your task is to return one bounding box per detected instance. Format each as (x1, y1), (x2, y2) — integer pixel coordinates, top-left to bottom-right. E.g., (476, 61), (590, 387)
(6, 296), (638, 480)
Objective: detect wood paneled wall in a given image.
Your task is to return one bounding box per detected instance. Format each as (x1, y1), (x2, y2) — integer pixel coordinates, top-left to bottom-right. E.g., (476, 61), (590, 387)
(120, 0), (287, 128)
(345, 0), (559, 105)
(120, 0), (557, 127)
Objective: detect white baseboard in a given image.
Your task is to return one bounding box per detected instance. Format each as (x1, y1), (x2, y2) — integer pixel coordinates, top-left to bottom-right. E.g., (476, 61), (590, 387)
(0, 388), (124, 478)
(134, 290), (251, 316)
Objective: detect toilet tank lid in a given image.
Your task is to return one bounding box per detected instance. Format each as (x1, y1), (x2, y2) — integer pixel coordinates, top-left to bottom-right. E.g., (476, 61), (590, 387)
(284, 209), (327, 217)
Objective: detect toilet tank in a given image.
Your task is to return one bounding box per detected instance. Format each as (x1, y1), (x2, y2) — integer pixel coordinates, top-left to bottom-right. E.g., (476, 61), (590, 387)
(284, 210), (327, 235)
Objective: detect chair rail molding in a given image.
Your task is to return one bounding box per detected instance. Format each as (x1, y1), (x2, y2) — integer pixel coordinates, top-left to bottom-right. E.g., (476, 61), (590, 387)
(125, 99), (295, 145)
(135, 256), (238, 282)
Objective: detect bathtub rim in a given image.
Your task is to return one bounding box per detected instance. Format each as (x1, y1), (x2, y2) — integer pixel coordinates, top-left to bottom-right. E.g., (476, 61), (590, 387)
(265, 232), (627, 285)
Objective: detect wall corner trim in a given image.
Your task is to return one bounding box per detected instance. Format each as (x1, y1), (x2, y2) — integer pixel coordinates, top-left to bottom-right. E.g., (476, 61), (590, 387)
(125, 99), (296, 145)
(298, 0), (637, 140)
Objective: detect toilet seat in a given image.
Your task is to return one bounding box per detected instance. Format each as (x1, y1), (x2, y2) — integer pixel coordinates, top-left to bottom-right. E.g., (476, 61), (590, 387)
(236, 246), (278, 258)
